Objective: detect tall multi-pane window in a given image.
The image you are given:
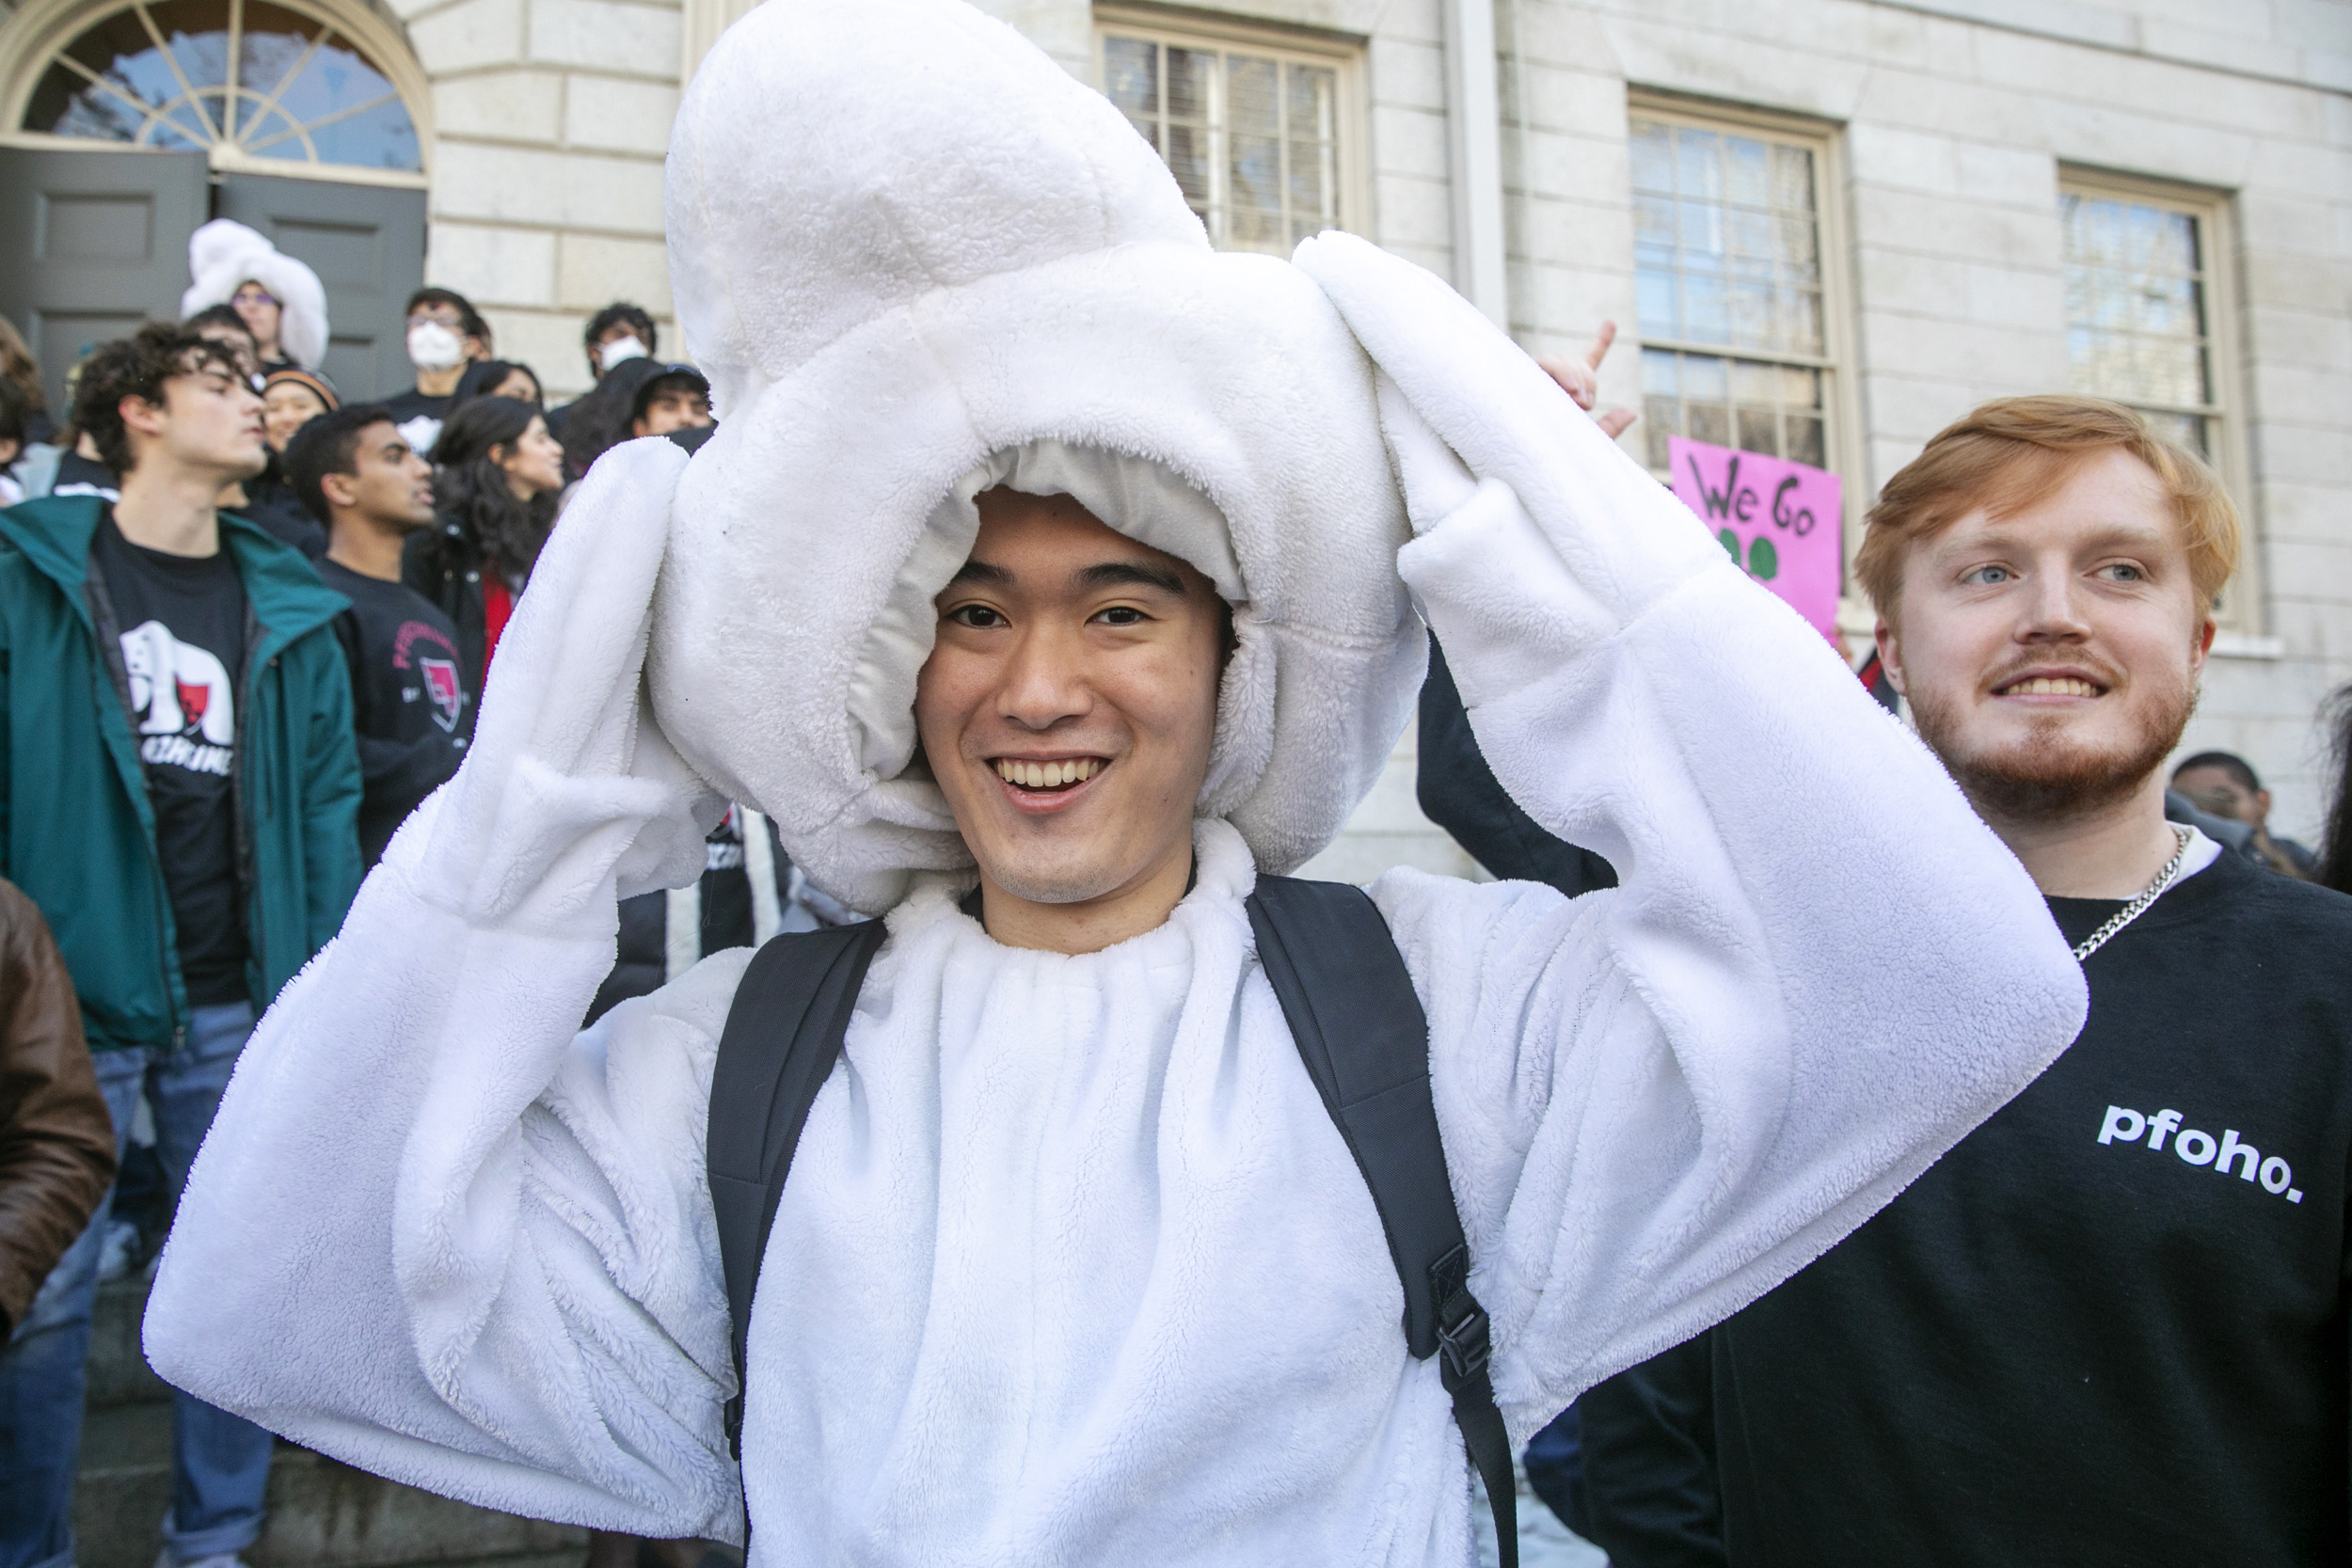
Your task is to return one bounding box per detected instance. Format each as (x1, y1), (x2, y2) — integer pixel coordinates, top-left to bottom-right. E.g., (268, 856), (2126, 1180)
(1629, 106), (1845, 480)
(2060, 182), (2231, 459)
(1097, 14), (1357, 255)
(2059, 174), (2251, 626)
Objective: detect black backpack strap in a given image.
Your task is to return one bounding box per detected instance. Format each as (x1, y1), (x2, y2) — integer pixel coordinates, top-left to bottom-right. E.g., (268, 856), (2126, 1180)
(1247, 876), (1518, 1568)
(707, 916), (888, 1456)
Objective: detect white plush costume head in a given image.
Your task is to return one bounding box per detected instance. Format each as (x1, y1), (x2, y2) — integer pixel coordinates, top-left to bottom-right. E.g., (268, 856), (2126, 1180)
(641, 0), (1423, 911)
(181, 219), (331, 370)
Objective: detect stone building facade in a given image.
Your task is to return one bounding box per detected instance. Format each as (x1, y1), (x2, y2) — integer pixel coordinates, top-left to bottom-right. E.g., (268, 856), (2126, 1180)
(4, 0), (2348, 866)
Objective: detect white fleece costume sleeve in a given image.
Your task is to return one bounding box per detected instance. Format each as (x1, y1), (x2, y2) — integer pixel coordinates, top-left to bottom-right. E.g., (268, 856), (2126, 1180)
(1295, 234), (2088, 1438)
(146, 439), (749, 1540)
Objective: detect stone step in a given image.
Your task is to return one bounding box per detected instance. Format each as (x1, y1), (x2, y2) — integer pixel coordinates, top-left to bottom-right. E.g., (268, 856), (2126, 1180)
(77, 1402), (592, 1568)
(72, 1408), (738, 1568)
(81, 1268), (595, 1568)
(88, 1270), (173, 1408)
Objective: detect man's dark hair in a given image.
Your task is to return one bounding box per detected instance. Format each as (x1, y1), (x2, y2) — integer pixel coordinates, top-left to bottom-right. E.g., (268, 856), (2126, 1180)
(405, 287), (488, 342)
(283, 402), (399, 525)
(2172, 751), (2262, 794)
(0, 375), (27, 450)
(184, 303), (257, 348)
(451, 358), (540, 411)
(71, 324), (246, 475)
(583, 303), (658, 370)
(560, 356), (667, 481)
(629, 366), (710, 427)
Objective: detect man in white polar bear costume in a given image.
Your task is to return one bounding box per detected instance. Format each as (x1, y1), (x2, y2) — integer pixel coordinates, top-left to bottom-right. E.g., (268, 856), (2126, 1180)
(143, 1), (2088, 1561)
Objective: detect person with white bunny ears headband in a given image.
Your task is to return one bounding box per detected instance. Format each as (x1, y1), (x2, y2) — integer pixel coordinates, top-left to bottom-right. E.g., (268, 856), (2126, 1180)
(145, 0), (2087, 1560)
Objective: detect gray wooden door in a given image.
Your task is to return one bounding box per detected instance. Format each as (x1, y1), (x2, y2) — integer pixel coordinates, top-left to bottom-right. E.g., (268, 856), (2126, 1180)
(0, 147), (208, 418)
(215, 174), (426, 401)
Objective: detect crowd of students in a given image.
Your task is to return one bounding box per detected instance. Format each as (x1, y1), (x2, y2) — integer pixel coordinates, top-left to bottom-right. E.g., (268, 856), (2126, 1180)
(0, 228), (740, 1568)
(1, 161), (2351, 1568)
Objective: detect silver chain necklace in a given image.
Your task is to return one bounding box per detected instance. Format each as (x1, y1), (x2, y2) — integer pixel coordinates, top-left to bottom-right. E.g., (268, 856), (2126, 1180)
(2071, 825), (2194, 962)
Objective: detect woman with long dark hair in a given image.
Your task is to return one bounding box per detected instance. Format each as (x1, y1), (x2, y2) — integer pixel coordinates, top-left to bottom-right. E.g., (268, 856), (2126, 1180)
(404, 396), (565, 689)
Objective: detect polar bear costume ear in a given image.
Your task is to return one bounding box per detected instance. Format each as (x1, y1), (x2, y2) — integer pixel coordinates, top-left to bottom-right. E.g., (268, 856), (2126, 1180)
(181, 219), (331, 371)
(644, 0), (1422, 914)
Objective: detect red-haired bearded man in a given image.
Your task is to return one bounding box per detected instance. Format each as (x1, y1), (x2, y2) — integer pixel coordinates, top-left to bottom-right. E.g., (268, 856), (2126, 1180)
(1572, 396), (2352, 1568)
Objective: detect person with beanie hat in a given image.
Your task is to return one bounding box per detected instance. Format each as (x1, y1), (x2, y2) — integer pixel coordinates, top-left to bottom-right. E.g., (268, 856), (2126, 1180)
(228, 367), (342, 561)
(146, 3), (2088, 1561)
(180, 220), (330, 375)
(262, 367), (340, 451)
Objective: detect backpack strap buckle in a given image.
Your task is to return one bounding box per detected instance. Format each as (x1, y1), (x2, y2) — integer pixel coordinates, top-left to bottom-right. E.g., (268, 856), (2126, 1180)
(1430, 1242), (1491, 1389)
(1437, 1299), (1491, 1387)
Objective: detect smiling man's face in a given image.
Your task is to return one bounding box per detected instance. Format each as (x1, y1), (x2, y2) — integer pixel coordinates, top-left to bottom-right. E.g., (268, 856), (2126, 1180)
(1882, 446), (2213, 827)
(914, 488), (1225, 941)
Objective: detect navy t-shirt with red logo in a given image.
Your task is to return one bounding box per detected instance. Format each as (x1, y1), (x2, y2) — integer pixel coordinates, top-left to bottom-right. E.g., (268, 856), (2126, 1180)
(91, 511), (253, 1006)
(319, 558), (473, 866)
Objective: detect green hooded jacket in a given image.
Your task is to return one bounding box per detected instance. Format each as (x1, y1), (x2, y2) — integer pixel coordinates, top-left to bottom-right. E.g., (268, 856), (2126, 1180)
(0, 495), (362, 1052)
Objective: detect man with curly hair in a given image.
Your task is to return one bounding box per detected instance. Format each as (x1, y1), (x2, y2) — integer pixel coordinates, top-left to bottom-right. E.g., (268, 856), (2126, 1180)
(0, 322), (360, 1568)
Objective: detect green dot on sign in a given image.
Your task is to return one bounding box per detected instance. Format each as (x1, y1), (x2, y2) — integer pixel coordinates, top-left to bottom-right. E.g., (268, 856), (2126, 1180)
(1717, 528), (1740, 562)
(1748, 535), (1779, 580)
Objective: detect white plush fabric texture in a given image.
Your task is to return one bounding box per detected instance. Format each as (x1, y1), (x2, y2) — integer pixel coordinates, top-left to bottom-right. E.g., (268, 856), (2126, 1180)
(146, 4), (2090, 1561)
(648, 0), (1420, 912)
(181, 219), (329, 371)
(146, 241), (2087, 1562)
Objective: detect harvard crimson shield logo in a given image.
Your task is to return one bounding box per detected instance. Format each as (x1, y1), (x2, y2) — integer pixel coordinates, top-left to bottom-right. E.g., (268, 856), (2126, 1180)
(420, 657), (464, 733)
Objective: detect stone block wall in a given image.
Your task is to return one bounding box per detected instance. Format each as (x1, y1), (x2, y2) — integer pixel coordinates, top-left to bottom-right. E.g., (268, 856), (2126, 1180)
(392, 0), (682, 399)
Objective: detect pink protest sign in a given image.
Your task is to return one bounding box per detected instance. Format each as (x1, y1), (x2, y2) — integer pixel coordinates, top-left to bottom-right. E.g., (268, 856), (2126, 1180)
(1667, 436), (1842, 641)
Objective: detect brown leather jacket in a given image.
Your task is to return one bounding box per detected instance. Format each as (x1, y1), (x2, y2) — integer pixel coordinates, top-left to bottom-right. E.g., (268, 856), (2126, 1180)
(0, 878), (116, 1334)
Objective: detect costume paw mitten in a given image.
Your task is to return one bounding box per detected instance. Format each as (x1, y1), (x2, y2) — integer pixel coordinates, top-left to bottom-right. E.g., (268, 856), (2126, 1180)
(402, 438), (723, 935)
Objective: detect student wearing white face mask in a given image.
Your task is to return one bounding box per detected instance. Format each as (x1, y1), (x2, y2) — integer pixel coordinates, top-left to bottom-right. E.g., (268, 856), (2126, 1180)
(547, 303), (660, 443)
(583, 303), (657, 382)
(384, 288), (490, 459)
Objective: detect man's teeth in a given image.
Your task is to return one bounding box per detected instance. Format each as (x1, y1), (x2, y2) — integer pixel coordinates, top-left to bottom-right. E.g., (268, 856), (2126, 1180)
(994, 758), (1101, 787)
(2008, 677), (2100, 697)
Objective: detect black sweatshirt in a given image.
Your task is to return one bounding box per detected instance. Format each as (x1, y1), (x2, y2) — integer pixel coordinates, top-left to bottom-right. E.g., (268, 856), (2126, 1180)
(1579, 847), (2352, 1567)
(318, 559), (471, 865)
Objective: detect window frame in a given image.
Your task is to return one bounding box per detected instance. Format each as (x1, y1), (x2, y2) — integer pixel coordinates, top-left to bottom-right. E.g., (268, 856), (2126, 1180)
(2057, 166), (2258, 633)
(1624, 91), (1864, 598)
(1092, 4), (1369, 254)
(0, 0), (431, 185)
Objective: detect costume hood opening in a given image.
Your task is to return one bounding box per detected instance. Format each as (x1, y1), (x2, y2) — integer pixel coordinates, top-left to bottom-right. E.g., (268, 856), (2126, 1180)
(181, 219), (330, 371)
(644, 0), (1422, 912)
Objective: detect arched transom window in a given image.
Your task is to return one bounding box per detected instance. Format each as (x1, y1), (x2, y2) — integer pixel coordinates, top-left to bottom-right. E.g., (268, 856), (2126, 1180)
(24, 0), (421, 171)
